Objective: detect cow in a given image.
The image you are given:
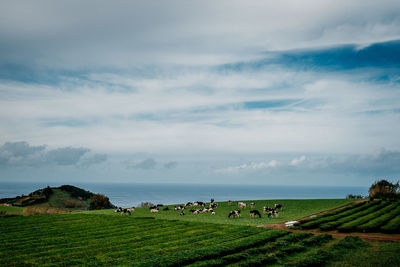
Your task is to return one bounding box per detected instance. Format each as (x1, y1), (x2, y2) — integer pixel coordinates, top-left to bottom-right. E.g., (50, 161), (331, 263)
(274, 204), (283, 211)
(210, 202), (218, 209)
(250, 202), (255, 209)
(185, 202), (193, 207)
(228, 210), (241, 219)
(238, 202), (247, 209)
(115, 207), (123, 213)
(149, 205), (157, 210)
(250, 210), (261, 218)
(163, 206), (169, 211)
(156, 204), (164, 207)
(228, 200), (232, 206)
(174, 205), (184, 211)
(268, 209), (279, 218)
(122, 208), (131, 215)
(127, 207), (135, 213)
(211, 198), (215, 203)
(193, 201), (206, 207)
(211, 211), (216, 215)
(150, 208), (159, 213)
(263, 206), (274, 214)
(180, 211), (185, 216)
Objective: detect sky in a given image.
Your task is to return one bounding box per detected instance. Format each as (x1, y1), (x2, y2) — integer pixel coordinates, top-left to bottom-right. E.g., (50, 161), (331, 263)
(0, 0), (400, 186)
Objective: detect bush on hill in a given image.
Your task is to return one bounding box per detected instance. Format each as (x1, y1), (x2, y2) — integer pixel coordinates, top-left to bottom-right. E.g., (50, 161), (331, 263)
(89, 194), (115, 210)
(369, 179), (399, 200)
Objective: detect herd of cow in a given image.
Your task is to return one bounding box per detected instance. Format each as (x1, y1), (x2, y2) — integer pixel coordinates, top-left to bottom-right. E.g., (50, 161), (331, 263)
(115, 199), (283, 219)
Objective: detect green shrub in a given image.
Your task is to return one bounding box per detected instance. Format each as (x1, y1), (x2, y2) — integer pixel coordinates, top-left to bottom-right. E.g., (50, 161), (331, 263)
(381, 214), (400, 233)
(302, 233), (332, 246)
(332, 236), (368, 249)
(89, 194), (115, 210)
(285, 249), (330, 267)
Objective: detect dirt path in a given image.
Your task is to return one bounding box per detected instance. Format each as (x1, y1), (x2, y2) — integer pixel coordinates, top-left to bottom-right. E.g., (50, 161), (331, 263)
(258, 223), (400, 242)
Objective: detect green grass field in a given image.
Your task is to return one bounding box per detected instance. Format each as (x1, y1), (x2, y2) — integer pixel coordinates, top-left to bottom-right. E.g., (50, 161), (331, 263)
(1, 213), (399, 266)
(84, 198), (354, 226)
(1, 199), (400, 266)
(296, 200), (400, 233)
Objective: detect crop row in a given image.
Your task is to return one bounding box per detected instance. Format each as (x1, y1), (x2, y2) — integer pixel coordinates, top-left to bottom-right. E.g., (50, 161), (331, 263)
(318, 201), (388, 231)
(296, 200), (400, 233)
(299, 201), (382, 229)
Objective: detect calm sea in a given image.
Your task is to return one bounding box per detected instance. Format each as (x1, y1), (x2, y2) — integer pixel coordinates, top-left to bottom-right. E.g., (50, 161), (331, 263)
(0, 182), (368, 207)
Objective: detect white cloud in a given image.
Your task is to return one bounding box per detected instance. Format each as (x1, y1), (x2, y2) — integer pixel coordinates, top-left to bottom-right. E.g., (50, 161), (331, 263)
(217, 160), (278, 173)
(290, 156), (306, 166)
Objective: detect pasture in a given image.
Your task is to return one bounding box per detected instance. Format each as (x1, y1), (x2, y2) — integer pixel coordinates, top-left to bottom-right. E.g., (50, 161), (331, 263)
(1, 199), (400, 266)
(84, 198), (354, 226)
(295, 200), (400, 233)
(2, 213), (396, 267)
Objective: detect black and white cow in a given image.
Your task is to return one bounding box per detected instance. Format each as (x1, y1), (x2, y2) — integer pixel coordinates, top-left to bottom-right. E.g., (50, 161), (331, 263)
(250, 210), (261, 218)
(174, 205), (184, 211)
(228, 200), (232, 206)
(180, 211), (185, 216)
(250, 202), (255, 209)
(267, 209), (279, 218)
(163, 206), (169, 211)
(185, 202), (193, 207)
(210, 202), (218, 209)
(193, 201), (206, 207)
(228, 210), (241, 219)
(274, 204), (283, 211)
(263, 206), (274, 214)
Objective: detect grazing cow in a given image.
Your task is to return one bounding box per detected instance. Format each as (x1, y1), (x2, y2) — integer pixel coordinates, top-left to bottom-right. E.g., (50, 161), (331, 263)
(268, 209), (279, 218)
(193, 201), (206, 207)
(228, 200), (232, 206)
(250, 210), (261, 218)
(180, 211), (185, 216)
(238, 202), (247, 209)
(174, 205), (184, 211)
(185, 202), (193, 207)
(149, 205), (157, 210)
(157, 204), (164, 207)
(150, 208), (159, 213)
(210, 202), (218, 209)
(115, 207), (123, 213)
(128, 207), (135, 212)
(211, 198), (214, 203)
(274, 204), (283, 211)
(228, 210), (241, 219)
(263, 206), (274, 214)
(250, 202), (255, 209)
(211, 211), (216, 215)
(122, 208), (131, 215)
(163, 206), (169, 211)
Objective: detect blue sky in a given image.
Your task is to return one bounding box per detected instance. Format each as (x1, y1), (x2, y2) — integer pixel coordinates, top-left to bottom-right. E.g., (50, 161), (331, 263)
(0, 0), (400, 186)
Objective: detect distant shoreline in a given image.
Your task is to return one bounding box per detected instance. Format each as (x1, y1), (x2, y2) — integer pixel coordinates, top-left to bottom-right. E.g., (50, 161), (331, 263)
(0, 182), (368, 207)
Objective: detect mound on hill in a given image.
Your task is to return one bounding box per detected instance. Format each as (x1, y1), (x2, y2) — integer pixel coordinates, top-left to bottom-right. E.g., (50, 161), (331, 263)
(0, 185), (115, 211)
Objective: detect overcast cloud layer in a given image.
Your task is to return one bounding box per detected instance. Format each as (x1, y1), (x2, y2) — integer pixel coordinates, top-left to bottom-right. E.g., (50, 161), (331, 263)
(0, 1), (399, 186)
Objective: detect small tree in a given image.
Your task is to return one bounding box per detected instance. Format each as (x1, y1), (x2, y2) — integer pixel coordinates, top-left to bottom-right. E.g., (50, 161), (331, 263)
(369, 179), (399, 200)
(89, 194), (115, 210)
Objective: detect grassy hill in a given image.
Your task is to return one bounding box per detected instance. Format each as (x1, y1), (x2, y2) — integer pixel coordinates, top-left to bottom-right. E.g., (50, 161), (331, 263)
(0, 185), (113, 213)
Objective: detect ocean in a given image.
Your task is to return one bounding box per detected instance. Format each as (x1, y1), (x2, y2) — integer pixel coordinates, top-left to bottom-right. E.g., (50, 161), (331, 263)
(0, 182), (368, 207)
